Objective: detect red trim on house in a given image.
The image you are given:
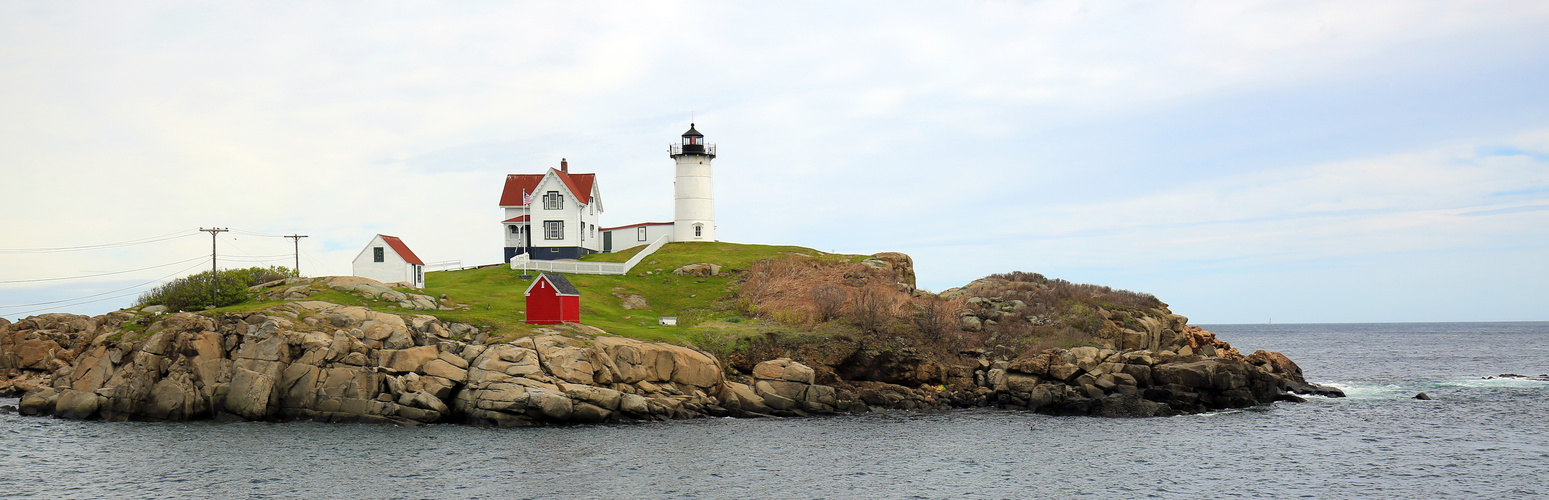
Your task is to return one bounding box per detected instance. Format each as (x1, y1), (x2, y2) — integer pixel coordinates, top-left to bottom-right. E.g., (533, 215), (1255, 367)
(503, 215), (530, 223)
(601, 222), (673, 231)
(379, 235), (424, 265)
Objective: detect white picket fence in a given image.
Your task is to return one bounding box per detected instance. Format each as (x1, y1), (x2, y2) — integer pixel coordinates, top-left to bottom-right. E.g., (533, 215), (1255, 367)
(508, 235), (671, 275)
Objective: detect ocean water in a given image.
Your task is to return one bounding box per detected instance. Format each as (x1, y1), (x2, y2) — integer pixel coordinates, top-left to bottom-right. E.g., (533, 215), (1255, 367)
(2, 322), (1547, 499)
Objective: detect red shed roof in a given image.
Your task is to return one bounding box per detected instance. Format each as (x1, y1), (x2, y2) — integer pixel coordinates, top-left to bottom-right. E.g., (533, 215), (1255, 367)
(500, 169), (595, 206)
(379, 235), (424, 265)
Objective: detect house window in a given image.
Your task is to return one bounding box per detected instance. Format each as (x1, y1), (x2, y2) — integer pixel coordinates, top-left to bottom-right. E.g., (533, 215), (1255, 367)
(543, 191), (563, 210)
(373, 247), (384, 262)
(694, 224), (702, 237)
(580, 222), (585, 241)
(637, 227), (646, 241)
(509, 225), (519, 235)
(545, 221), (563, 240)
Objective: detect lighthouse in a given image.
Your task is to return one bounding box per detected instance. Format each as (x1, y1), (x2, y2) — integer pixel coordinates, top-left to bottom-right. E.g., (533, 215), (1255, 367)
(670, 123), (716, 242)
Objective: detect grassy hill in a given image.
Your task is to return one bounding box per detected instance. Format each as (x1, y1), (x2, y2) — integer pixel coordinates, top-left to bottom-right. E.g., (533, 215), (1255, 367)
(415, 242), (865, 344)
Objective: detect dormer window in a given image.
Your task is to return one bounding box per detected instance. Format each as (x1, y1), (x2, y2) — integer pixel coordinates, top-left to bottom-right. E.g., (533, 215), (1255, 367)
(543, 191), (563, 210)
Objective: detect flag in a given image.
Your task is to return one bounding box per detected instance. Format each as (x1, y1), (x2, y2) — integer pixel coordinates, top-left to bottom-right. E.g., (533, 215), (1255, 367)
(523, 190), (531, 205)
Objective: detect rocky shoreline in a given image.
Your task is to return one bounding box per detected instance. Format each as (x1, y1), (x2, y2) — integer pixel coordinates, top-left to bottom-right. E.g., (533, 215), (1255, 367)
(1, 296), (1343, 425)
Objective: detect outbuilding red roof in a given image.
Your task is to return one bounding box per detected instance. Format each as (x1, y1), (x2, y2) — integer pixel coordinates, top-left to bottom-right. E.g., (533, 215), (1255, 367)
(500, 169), (595, 206)
(379, 235), (424, 265)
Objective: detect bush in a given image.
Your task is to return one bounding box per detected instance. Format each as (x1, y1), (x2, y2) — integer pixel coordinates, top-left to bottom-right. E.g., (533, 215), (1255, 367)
(136, 266), (298, 312)
(810, 285), (847, 322)
(849, 286), (892, 333)
(909, 298), (949, 338)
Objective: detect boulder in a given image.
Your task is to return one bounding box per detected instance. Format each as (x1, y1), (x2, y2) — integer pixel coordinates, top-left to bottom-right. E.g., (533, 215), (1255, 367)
(19, 387), (58, 416)
(224, 367), (275, 420)
(671, 263), (722, 277)
(753, 358), (815, 384)
(422, 359), (469, 382)
(55, 389), (100, 420)
(614, 293), (650, 310)
(378, 346), (439, 373)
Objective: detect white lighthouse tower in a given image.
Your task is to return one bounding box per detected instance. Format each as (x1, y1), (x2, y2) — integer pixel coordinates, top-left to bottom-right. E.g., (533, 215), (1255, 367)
(670, 123), (716, 242)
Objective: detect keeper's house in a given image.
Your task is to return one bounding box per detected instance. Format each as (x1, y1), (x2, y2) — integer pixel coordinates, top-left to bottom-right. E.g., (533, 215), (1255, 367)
(500, 159), (602, 262)
(351, 234), (425, 288)
(524, 272), (580, 324)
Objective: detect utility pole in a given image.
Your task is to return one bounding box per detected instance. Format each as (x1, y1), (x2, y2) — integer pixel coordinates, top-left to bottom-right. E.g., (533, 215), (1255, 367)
(200, 227), (228, 305)
(284, 234), (308, 276)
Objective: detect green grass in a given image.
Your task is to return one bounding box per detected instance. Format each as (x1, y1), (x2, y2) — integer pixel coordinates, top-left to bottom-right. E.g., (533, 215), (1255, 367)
(174, 242), (871, 349)
(419, 242), (863, 344)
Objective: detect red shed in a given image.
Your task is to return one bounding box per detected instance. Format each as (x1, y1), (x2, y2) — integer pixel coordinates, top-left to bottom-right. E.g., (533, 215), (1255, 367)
(524, 272), (580, 324)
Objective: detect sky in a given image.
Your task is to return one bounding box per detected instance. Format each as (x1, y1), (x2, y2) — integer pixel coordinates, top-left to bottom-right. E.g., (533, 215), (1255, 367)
(2, 1), (1547, 324)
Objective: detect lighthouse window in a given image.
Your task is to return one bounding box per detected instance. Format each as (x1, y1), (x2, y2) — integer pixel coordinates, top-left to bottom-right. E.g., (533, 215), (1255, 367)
(543, 191), (563, 210)
(694, 224), (703, 237)
(544, 221), (564, 240)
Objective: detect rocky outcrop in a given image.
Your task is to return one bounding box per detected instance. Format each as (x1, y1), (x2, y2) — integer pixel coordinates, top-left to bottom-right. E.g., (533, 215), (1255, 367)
(6, 262), (1342, 423)
(1, 312), (132, 396)
(8, 302), (728, 426)
(957, 332), (1344, 417)
(747, 358), (836, 414)
(249, 276), (446, 311)
(862, 252), (916, 293)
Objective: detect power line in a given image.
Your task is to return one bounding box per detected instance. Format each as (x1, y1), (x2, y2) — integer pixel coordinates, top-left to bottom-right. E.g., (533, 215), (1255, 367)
(0, 255), (207, 284)
(230, 229), (289, 238)
(0, 259), (211, 310)
(0, 229), (199, 254)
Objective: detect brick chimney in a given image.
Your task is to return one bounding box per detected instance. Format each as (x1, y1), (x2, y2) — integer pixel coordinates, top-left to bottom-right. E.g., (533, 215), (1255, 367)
(560, 158), (568, 174)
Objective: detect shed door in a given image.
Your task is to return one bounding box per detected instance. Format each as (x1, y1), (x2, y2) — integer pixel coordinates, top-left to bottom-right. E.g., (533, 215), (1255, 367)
(603, 231), (612, 253)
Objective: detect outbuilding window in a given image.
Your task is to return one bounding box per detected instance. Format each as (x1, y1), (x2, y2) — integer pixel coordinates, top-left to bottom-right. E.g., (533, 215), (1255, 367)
(543, 191), (563, 210)
(637, 227), (647, 241)
(373, 247), (384, 262)
(545, 221), (563, 240)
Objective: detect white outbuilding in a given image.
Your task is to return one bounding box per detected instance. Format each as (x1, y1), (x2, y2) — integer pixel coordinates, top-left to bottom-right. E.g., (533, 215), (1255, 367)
(351, 234), (425, 288)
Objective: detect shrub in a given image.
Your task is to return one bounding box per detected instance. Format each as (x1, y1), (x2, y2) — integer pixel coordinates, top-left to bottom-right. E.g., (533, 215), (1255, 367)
(849, 285), (892, 333)
(810, 285), (847, 322)
(136, 266), (298, 312)
(909, 298), (950, 338)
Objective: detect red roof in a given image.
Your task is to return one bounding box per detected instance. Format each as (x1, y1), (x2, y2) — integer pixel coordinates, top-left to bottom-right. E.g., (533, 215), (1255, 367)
(503, 215), (530, 223)
(500, 169), (595, 206)
(601, 221), (673, 231)
(379, 235), (424, 265)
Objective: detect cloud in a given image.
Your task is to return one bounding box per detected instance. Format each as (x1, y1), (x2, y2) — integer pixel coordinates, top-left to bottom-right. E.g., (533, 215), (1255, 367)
(2, 1), (1548, 321)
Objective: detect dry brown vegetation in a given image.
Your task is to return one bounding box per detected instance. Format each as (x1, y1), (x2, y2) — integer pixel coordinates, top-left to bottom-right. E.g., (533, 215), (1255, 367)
(951, 271), (1172, 356)
(732, 256), (983, 370)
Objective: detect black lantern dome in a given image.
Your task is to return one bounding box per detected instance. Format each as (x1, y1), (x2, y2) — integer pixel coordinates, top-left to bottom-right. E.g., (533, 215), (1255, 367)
(670, 123), (715, 158)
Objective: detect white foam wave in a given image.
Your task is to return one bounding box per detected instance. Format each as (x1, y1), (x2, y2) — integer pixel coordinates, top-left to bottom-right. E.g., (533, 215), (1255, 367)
(1435, 377), (1549, 389)
(1320, 381), (1410, 400)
